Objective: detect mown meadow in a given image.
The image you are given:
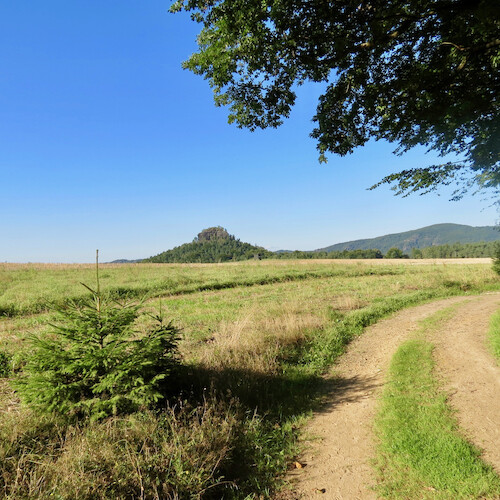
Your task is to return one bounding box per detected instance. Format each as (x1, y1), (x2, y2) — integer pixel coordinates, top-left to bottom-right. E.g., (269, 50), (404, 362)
(0, 259), (498, 499)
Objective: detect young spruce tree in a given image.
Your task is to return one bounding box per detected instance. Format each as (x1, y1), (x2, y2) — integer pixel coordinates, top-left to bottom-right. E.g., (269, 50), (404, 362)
(15, 252), (180, 421)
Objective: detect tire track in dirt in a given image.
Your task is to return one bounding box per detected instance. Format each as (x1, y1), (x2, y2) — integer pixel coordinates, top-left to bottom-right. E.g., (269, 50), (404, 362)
(431, 294), (500, 474)
(287, 294), (499, 499)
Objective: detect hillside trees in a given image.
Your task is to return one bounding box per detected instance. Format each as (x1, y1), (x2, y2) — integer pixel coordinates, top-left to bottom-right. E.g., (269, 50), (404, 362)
(144, 228), (273, 263)
(171, 0), (499, 197)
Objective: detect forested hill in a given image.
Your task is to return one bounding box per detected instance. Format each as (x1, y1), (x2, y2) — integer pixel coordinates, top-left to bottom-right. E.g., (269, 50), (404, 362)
(315, 224), (500, 254)
(143, 227), (273, 263)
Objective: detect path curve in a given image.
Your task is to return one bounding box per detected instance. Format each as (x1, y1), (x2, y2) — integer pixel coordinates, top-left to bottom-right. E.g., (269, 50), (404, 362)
(431, 295), (500, 473)
(287, 293), (500, 499)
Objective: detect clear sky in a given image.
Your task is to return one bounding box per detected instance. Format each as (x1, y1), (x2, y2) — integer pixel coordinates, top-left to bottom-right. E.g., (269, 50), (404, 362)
(1, 1), (498, 263)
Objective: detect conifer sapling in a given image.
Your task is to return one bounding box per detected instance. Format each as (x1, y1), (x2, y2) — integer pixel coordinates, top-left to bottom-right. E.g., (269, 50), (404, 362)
(15, 251), (180, 421)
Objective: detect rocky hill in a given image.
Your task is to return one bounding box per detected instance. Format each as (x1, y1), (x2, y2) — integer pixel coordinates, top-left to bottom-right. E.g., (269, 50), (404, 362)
(143, 227), (273, 263)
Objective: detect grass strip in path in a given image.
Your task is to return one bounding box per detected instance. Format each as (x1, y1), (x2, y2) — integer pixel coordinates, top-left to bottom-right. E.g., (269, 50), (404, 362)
(488, 309), (500, 362)
(375, 338), (500, 499)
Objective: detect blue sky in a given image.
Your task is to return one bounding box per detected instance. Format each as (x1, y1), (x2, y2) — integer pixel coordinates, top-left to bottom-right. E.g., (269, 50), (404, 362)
(1, 1), (498, 262)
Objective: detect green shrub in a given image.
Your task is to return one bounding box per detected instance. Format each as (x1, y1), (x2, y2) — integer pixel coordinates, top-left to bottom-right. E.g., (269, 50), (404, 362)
(493, 242), (500, 275)
(15, 285), (180, 421)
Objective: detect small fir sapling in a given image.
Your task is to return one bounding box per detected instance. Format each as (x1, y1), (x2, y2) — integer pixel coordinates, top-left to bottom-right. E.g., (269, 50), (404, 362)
(14, 251), (180, 421)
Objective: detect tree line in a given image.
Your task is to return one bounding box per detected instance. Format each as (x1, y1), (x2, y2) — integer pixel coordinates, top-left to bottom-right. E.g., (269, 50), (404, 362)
(278, 242), (498, 260)
(144, 235), (499, 264)
(276, 249), (384, 260)
(276, 242), (499, 260)
(410, 241), (499, 259)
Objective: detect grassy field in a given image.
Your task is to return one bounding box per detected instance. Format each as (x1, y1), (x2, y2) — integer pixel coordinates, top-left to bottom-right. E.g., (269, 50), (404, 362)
(0, 259), (498, 498)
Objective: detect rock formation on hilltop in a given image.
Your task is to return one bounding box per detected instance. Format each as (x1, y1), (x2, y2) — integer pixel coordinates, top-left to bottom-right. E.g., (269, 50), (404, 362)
(195, 226), (233, 242)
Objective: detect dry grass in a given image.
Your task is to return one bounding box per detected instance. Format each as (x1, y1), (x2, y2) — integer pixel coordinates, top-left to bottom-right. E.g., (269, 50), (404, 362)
(331, 295), (367, 311)
(191, 301), (324, 374)
(0, 402), (239, 500)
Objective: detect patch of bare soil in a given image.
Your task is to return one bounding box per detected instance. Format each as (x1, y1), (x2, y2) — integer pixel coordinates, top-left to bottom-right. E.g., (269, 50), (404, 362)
(286, 294), (499, 500)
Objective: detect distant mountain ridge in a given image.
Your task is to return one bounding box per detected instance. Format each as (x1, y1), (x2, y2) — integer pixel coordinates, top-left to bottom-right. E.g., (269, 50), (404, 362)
(315, 223), (500, 254)
(110, 223), (499, 262)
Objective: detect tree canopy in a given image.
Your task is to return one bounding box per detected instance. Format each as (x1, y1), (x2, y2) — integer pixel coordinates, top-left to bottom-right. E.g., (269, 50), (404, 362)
(171, 0), (499, 197)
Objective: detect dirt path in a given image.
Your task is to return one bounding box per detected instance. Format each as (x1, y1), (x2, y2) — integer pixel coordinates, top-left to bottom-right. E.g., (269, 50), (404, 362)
(288, 294), (500, 499)
(431, 295), (500, 473)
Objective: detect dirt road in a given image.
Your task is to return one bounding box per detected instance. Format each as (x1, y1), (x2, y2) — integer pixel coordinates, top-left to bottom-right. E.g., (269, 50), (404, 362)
(288, 293), (500, 499)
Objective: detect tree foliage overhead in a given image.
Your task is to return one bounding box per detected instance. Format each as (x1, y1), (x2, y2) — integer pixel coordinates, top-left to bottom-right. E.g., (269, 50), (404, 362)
(171, 0), (499, 196)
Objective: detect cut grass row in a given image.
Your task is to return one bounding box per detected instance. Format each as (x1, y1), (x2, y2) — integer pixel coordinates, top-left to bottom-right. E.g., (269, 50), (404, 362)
(0, 261), (406, 317)
(1, 260), (496, 318)
(375, 309), (500, 499)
